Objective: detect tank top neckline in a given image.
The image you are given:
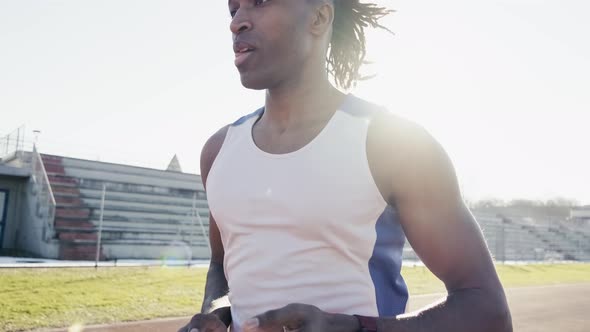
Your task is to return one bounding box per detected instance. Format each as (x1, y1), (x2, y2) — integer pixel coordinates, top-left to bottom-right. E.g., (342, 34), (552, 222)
(247, 93), (353, 159)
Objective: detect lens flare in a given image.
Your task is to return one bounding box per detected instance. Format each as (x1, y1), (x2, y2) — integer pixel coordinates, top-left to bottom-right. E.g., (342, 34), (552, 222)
(68, 323), (85, 332)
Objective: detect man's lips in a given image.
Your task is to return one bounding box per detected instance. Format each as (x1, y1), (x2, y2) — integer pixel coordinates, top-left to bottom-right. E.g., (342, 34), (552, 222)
(234, 40), (256, 67)
(235, 51), (253, 67)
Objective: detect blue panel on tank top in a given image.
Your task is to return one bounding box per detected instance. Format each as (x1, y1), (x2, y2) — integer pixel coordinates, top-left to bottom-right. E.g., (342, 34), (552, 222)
(341, 94), (409, 315)
(369, 205), (409, 316)
(232, 108), (264, 126)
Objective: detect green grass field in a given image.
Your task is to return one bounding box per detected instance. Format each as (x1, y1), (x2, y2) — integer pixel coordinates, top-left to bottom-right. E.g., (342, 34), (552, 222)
(1, 263), (589, 331)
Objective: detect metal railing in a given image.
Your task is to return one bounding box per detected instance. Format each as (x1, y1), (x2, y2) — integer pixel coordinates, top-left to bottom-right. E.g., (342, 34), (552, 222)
(31, 145), (56, 242)
(0, 125), (26, 161)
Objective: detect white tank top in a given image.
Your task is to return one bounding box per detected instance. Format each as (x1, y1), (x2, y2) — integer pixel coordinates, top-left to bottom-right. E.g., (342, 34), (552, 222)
(206, 95), (408, 331)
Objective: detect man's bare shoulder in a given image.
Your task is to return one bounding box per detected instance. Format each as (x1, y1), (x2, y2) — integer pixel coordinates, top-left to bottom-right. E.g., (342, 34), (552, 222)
(200, 125), (230, 182)
(367, 110), (454, 202)
(370, 110), (436, 151)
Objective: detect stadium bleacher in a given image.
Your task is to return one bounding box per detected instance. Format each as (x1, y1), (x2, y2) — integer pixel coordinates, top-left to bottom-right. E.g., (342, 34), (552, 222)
(42, 154), (210, 260)
(401, 214), (590, 262)
(3, 152), (588, 262)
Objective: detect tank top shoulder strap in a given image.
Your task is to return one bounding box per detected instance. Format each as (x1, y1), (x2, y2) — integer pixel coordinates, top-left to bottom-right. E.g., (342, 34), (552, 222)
(222, 107), (264, 146)
(232, 107), (264, 127)
(339, 94), (387, 120)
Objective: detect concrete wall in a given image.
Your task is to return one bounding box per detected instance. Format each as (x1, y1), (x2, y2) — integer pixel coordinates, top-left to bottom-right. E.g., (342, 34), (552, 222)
(15, 180), (59, 258)
(0, 172), (59, 258)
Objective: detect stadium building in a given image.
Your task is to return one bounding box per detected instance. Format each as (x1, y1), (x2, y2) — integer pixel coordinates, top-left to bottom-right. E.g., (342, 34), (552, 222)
(0, 143), (210, 261)
(1, 131), (589, 262)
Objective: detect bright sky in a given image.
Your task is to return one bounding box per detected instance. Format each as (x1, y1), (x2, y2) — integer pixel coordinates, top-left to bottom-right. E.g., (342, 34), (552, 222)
(1, 0), (588, 204)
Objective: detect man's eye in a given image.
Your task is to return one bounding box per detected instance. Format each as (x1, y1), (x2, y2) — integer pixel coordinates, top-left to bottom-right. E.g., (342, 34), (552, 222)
(230, 0), (270, 17)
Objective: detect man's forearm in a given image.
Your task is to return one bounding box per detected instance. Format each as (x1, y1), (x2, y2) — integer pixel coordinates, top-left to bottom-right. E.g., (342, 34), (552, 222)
(201, 261), (231, 325)
(377, 288), (512, 332)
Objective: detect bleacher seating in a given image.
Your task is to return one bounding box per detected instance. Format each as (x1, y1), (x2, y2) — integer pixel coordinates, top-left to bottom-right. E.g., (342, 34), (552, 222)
(401, 214), (590, 262)
(42, 154), (210, 260)
(40, 154), (590, 262)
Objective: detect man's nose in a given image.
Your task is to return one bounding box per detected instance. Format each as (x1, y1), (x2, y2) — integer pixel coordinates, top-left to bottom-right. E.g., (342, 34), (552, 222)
(230, 9), (253, 35)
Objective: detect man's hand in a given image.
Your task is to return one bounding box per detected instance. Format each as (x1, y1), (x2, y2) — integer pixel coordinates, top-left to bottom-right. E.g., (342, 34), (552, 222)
(242, 303), (359, 332)
(177, 313), (227, 332)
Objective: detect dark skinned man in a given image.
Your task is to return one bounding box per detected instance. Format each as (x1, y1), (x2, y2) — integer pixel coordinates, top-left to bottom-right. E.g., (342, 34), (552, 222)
(179, 1), (512, 331)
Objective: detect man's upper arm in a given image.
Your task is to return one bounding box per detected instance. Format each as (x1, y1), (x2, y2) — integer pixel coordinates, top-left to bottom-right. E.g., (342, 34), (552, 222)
(369, 114), (503, 294)
(200, 125), (230, 264)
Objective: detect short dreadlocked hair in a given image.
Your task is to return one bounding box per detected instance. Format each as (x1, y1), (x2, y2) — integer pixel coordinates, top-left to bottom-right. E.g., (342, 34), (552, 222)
(328, 0), (393, 89)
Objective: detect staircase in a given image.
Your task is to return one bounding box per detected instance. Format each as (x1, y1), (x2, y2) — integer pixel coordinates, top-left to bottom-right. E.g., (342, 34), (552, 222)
(42, 154), (101, 260)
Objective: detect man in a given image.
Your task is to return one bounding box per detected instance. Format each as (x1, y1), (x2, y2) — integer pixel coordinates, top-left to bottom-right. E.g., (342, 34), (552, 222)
(181, 0), (512, 331)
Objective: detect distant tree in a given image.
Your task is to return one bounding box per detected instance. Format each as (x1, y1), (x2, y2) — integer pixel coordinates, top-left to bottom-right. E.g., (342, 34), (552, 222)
(469, 198), (506, 209)
(545, 197), (579, 207)
(507, 199), (543, 207)
(469, 197), (579, 219)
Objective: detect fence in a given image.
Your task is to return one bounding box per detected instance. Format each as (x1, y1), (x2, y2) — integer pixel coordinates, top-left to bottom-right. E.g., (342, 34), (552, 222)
(89, 186), (210, 265)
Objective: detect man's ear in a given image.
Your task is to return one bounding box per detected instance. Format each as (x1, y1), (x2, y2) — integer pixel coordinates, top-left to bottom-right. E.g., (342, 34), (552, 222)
(310, 2), (334, 37)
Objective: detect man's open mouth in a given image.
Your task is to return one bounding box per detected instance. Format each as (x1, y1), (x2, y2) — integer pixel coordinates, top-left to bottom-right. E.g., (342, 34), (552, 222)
(234, 41), (256, 67)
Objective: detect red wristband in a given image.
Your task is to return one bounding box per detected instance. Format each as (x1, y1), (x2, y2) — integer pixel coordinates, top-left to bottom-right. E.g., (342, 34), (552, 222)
(353, 314), (378, 332)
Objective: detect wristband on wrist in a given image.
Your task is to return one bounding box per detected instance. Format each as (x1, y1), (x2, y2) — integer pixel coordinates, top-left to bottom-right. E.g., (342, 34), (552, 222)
(211, 306), (232, 328)
(353, 314), (378, 332)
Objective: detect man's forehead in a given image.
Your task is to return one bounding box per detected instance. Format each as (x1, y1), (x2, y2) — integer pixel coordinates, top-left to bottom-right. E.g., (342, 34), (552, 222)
(227, 0), (331, 7)
(227, 0), (325, 5)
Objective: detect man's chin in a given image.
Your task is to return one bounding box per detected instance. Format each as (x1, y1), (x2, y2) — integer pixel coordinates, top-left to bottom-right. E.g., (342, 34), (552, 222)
(239, 73), (269, 91)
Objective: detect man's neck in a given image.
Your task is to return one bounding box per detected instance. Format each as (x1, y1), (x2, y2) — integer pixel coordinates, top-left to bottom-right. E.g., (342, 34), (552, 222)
(262, 76), (344, 131)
